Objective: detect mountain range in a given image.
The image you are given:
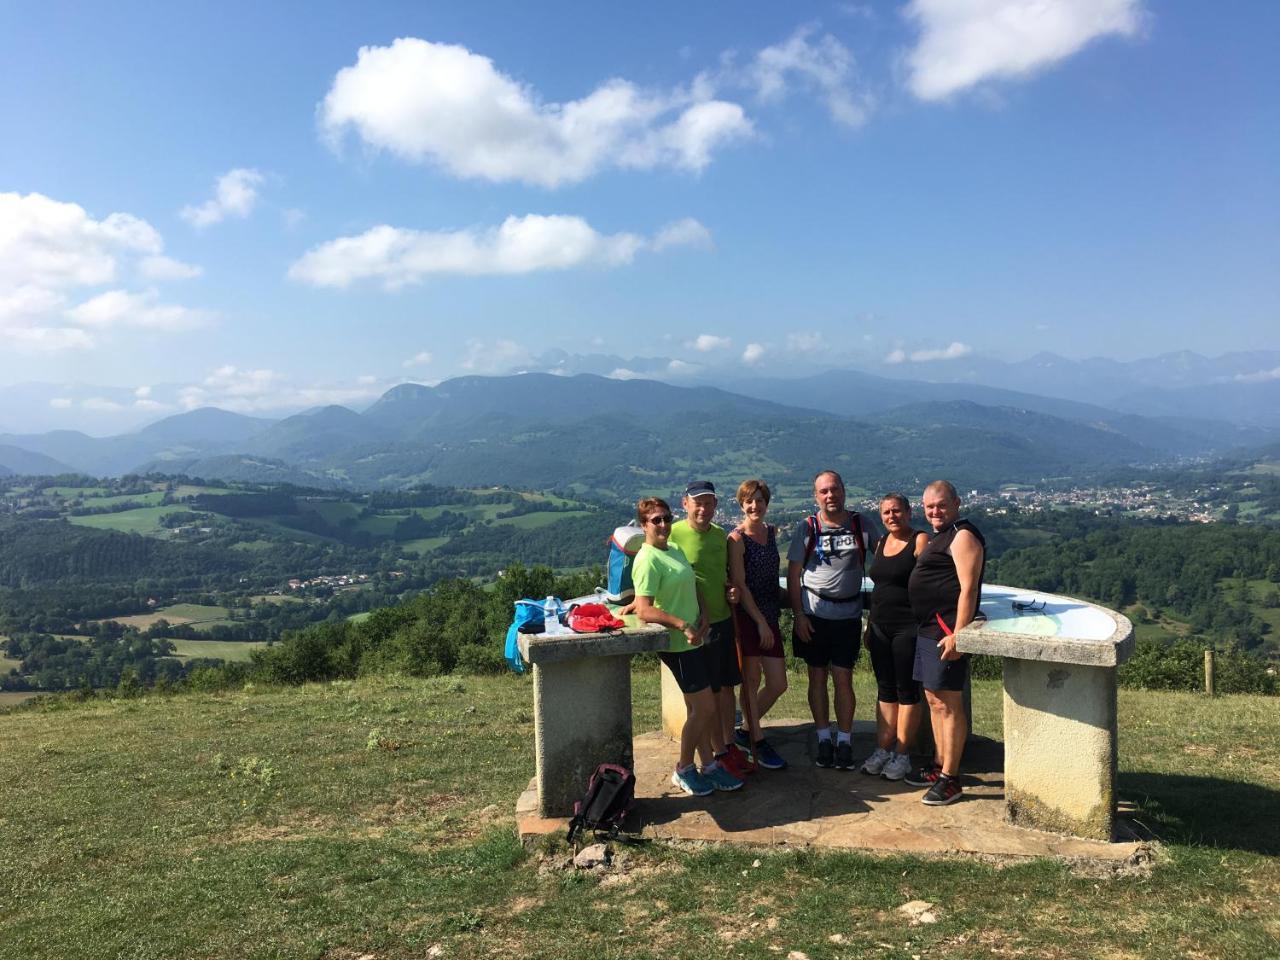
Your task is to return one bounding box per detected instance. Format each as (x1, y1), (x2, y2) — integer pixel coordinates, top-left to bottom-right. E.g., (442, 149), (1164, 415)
(1, 367), (1275, 496)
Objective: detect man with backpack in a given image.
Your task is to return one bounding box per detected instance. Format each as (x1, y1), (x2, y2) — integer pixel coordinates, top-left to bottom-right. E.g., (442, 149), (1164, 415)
(787, 470), (875, 770)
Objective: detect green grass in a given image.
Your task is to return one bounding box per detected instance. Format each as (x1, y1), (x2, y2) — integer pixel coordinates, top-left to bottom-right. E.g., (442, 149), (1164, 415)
(78, 491), (166, 508)
(159, 603), (232, 623)
(169, 639), (267, 662)
(494, 510), (592, 530)
(0, 669), (1276, 959)
(67, 505), (189, 535)
(399, 536), (450, 555)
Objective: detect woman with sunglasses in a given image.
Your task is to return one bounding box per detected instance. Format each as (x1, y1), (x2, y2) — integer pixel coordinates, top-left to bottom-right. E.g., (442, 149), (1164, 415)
(632, 496), (744, 796)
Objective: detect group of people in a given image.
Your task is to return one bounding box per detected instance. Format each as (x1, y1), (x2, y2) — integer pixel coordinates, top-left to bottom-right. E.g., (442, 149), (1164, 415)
(629, 470), (985, 807)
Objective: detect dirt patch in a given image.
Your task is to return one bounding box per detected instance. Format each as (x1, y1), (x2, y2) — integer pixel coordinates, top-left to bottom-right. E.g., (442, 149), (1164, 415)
(225, 814), (338, 844)
(365, 793), (464, 825)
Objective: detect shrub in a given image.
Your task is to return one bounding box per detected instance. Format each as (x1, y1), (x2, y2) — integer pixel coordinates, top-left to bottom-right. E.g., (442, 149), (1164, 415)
(1119, 637), (1275, 695)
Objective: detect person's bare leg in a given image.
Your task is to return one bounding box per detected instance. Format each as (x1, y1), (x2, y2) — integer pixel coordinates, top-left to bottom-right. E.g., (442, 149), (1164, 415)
(928, 689), (966, 776)
(755, 658), (788, 726)
(685, 688), (718, 767)
(894, 701), (923, 755)
(876, 700), (897, 750)
(926, 690), (945, 768)
(740, 656), (762, 738)
(807, 666), (830, 729)
(831, 666), (855, 733)
(716, 686), (737, 748)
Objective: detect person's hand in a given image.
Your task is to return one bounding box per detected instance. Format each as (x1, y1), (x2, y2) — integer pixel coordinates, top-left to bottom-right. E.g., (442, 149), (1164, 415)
(682, 622), (702, 646)
(755, 615), (775, 650)
(794, 613), (813, 644)
(937, 634), (961, 661)
(697, 613), (709, 636)
(618, 600), (637, 617)
(726, 583), (740, 605)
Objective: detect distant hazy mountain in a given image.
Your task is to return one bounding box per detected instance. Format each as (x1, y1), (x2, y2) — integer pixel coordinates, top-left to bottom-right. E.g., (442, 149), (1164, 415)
(134, 407), (275, 446)
(0, 444), (77, 477)
(131, 454), (342, 489)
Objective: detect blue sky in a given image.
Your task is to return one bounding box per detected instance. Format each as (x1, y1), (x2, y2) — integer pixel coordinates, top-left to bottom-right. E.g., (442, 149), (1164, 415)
(1, 0), (1276, 425)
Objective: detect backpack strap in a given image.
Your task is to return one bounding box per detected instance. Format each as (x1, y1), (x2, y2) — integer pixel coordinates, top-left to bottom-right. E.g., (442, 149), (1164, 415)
(802, 514), (820, 566)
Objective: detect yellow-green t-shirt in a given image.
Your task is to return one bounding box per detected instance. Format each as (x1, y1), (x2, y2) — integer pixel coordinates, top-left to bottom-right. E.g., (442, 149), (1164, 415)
(668, 520), (731, 623)
(631, 542), (700, 652)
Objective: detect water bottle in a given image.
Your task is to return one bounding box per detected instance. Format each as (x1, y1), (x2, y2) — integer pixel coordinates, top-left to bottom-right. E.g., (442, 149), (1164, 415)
(543, 596), (565, 635)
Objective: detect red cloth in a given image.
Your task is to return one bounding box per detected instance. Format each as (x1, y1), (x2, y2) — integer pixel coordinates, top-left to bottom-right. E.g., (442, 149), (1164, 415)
(568, 603), (626, 633)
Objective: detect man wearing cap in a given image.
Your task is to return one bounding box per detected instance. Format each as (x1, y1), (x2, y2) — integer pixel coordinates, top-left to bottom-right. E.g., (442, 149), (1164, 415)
(669, 481), (751, 779)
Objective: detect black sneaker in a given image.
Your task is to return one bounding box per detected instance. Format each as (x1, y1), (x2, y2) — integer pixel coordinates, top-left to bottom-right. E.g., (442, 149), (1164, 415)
(904, 763), (941, 787)
(921, 775), (963, 806)
(815, 738), (835, 768)
(835, 740), (854, 770)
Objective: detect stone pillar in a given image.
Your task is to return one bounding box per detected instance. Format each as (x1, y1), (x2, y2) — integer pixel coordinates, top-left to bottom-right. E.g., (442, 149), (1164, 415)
(531, 655), (634, 817)
(1001, 658), (1118, 840)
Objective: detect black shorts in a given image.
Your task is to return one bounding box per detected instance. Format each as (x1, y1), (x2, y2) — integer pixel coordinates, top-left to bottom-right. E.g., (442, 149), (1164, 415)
(704, 618), (741, 690)
(912, 630), (970, 692)
(793, 614), (862, 670)
(867, 620), (922, 705)
(659, 647), (712, 694)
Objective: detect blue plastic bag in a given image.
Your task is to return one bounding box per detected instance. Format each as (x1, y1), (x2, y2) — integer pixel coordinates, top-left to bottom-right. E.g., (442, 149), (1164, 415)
(504, 598), (546, 674)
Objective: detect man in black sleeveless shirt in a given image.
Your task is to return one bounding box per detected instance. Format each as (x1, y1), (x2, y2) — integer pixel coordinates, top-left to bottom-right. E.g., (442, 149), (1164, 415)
(906, 480), (985, 806)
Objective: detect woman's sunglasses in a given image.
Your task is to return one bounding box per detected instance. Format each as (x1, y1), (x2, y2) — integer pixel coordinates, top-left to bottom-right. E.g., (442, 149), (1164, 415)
(645, 514), (673, 525)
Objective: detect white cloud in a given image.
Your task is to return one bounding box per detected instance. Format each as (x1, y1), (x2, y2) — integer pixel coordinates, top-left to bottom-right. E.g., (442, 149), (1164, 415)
(133, 398), (171, 412)
(742, 342), (766, 365)
(1235, 366), (1280, 384)
(886, 341), (974, 363)
(49, 397), (73, 409)
(666, 359), (699, 376)
(66, 288), (207, 331)
(0, 192), (204, 352)
(134, 385), (152, 398)
(289, 213), (706, 290)
(750, 25), (873, 127)
(82, 397), (124, 412)
(690, 334), (731, 352)
(139, 254), (202, 280)
(786, 332), (825, 353)
(172, 366), (390, 414)
(403, 351), (433, 368)
(460, 338), (524, 374)
(319, 37), (753, 187)
(904, 0), (1144, 101)
(179, 168), (264, 227)
(652, 217), (715, 252)
(607, 368), (644, 380)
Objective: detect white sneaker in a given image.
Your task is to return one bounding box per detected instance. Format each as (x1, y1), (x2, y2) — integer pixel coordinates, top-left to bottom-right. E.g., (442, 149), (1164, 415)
(882, 752), (912, 781)
(860, 747), (892, 775)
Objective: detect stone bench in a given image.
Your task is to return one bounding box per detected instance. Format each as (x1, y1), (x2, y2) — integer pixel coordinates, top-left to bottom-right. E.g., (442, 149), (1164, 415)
(956, 584), (1134, 840)
(518, 620), (668, 817)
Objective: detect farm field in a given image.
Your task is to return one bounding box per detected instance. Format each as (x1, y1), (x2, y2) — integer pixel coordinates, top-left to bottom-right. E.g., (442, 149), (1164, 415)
(0, 669), (1275, 959)
(67, 505), (189, 535)
(98, 604), (232, 630)
(494, 510), (592, 530)
(169, 639), (266, 662)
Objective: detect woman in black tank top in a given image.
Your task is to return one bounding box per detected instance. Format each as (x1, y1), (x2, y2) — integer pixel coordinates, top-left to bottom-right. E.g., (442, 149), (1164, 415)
(858, 493), (929, 779)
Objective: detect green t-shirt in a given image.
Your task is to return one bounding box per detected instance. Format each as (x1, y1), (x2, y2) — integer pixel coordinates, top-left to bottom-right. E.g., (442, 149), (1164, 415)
(631, 542), (700, 652)
(668, 520), (731, 623)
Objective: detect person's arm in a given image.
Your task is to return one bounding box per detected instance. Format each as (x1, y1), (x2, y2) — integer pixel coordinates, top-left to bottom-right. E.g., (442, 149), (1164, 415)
(913, 531), (929, 556)
(939, 530), (984, 661)
(633, 594), (702, 646)
(729, 533), (773, 647)
(787, 559), (811, 643)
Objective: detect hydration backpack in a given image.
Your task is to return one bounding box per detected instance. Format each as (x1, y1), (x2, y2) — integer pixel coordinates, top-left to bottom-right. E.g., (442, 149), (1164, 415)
(604, 524), (645, 602)
(566, 763), (636, 843)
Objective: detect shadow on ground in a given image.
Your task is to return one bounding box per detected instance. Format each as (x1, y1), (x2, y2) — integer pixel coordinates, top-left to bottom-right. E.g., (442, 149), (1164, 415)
(1120, 771), (1280, 855)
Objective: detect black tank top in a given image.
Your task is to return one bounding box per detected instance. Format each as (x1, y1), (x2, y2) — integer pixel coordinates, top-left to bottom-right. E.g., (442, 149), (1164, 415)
(908, 519), (986, 638)
(867, 534), (918, 631)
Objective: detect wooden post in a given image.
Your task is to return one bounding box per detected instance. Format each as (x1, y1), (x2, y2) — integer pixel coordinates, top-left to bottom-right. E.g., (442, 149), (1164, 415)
(1204, 649), (1215, 697)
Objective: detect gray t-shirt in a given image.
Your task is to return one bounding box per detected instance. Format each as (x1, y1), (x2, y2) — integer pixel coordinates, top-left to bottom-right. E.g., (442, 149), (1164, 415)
(787, 512), (874, 620)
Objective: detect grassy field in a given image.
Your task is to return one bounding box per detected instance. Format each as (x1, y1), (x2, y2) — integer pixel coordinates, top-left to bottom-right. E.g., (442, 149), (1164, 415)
(169, 639), (267, 662)
(67, 505), (189, 536)
(495, 510), (592, 530)
(98, 604), (232, 631)
(0, 669), (1275, 959)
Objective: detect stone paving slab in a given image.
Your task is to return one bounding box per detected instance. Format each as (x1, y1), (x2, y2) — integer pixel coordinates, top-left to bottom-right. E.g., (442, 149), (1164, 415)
(517, 718), (1151, 867)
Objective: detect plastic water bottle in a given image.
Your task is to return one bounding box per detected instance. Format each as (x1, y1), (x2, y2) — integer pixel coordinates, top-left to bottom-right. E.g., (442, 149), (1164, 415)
(543, 596), (565, 635)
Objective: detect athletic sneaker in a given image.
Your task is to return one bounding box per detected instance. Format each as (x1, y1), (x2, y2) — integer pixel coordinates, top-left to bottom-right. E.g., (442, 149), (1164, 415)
(720, 745), (753, 778)
(835, 740), (855, 770)
(753, 739), (787, 770)
(703, 764), (745, 792)
(881, 752), (912, 781)
(921, 775), (963, 806)
(671, 765), (714, 797)
(815, 738), (835, 768)
(734, 727), (751, 749)
(860, 747), (892, 776)
(905, 763), (942, 787)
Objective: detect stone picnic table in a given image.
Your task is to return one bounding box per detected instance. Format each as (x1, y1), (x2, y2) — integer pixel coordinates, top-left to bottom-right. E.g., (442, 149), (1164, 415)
(517, 615), (668, 818)
(955, 584), (1135, 840)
